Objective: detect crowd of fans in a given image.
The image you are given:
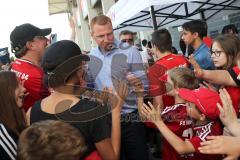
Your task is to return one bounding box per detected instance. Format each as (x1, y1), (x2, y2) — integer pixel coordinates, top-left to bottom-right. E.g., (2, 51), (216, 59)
(0, 14), (240, 160)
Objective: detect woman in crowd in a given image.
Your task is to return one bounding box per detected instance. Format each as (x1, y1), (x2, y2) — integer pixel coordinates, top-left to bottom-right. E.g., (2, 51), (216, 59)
(26, 40), (127, 160)
(190, 34), (240, 113)
(0, 71), (27, 160)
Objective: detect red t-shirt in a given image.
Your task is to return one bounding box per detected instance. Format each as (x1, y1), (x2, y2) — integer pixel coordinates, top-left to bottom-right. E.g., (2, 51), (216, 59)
(203, 36), (213, 48)
(148, 54), (189, 107)
(225, 86), (240, 113)
(226, 66), (240, 113)
(161, 103), (194, 160)
(11, 59), (49, 112)
(189, 121), (223, 160)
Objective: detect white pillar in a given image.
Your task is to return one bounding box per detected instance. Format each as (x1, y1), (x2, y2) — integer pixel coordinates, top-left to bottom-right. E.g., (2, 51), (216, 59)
(74, 0), (92, 51)
(72, 7), (84, 49)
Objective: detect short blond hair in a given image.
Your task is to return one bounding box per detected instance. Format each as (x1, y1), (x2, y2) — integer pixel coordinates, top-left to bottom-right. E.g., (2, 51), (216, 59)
(168, 67), (199, 89)
(17, 120), (86, 160)
(90, 15), (112, 31)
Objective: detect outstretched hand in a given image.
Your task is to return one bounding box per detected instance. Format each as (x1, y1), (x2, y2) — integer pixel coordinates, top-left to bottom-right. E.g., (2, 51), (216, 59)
(141, 101), (162, 124)
(217, 88), (237, 128)
(68, 16), (76, 30)
(189, 55), (204, 78)
(126, 73), (144, 97)
(199, 136), (240, 160)
(109, 79), (128, 111)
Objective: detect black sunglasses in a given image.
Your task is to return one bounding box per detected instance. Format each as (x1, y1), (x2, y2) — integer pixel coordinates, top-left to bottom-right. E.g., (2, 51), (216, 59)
(121, 39), (133, 43)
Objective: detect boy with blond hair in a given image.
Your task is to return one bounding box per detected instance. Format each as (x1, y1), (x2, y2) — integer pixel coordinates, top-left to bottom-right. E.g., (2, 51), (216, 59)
(142, 68), (223, 160)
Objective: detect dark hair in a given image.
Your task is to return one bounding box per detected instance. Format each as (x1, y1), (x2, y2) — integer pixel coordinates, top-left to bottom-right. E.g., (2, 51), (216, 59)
(182, 20), (206, 39)
(119, 30), (134, 37)
(17, 120), (86, 160)
(222, 24), (238, 34)
(0, 71), (26, 134)
(147, 41), (152, 48)
(11, 46), (28, 58)
(213, 34), (240, 69)
(141, 39), (148, 47)
(171, 46), (178, 54)
(151, 28), (172, 52)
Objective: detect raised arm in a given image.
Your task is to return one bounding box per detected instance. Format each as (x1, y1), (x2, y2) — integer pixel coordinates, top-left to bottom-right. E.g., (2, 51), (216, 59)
(199, 136), (240, 160)
(217, 88), (240, 136)
(95, 83), (127, 160)
(141, 102), (195, 154)
(126, 73), (145, 116)
(189, 55), (238, 87)
(68, 16), (76, 42)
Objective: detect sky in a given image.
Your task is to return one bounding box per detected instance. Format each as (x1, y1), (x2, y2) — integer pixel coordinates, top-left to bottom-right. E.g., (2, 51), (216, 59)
(0, 0), (71, 52)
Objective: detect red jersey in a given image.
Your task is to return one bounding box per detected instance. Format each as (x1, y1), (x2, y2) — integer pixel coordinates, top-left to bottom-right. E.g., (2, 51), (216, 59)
(11, 59), (49, 112)
(148, 54), (189, 107)
(226, 66), (240, 113)
(161, 103), (194, 160)
(203, 36), (213, 48)
(189, 121), (223, 160)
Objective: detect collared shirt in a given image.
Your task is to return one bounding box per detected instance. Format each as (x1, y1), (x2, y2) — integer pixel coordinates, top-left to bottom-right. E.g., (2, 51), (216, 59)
(193, 43), (215, 70)
(88, 40), (148, 114)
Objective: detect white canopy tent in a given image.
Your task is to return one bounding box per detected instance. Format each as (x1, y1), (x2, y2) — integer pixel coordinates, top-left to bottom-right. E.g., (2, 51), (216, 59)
(107, 0), (240, 32)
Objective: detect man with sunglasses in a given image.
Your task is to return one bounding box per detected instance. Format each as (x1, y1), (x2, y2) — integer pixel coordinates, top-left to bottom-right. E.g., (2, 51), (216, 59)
(119, 30), (135, 46)
(10, 23), (51, 112)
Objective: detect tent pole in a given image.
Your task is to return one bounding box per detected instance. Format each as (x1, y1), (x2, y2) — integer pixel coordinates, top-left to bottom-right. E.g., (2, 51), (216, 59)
(150, 6), (158, 30)
(200, 9), (206, 20)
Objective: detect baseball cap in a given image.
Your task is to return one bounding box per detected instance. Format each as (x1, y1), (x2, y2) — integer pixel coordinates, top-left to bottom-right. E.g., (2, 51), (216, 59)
(10, 23), (52, 54)
(178, 87), (221, 120)
(42, 40), (89, 75)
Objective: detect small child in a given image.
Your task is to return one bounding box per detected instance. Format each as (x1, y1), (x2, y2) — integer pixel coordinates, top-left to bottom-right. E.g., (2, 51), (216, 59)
(142, 82), (223, 159)
(160, 67), (199, 160)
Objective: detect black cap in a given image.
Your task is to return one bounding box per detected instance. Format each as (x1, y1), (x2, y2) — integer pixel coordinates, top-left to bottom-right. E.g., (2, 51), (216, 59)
(41, 40), (90, 74)
(10, 23), (52, 54)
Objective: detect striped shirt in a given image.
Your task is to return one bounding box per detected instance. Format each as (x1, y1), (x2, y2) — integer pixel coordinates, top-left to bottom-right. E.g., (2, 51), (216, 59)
(0, 123), (17, 160)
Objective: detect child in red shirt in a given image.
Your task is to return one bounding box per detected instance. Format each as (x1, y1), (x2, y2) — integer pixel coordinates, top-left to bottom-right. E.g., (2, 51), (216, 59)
(142, 87), (223, 160)
(160, 67), (199, 160)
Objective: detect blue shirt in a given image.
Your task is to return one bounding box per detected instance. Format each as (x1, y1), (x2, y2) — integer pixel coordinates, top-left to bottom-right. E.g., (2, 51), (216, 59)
(88, 40), (148, 114)
(193, 43), (215, 70)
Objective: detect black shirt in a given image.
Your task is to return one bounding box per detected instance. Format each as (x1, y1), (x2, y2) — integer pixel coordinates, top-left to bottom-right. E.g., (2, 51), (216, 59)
(30, 99), (111, 158)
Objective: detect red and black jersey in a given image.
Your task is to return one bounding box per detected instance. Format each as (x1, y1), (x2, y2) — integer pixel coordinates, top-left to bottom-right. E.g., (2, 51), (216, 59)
(227, 66), (240, 113)
(161, 103), (194, 160)
(228, 66), (240, 86)
(11, 59), (49, 112)
(189, 121), (223, 160)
